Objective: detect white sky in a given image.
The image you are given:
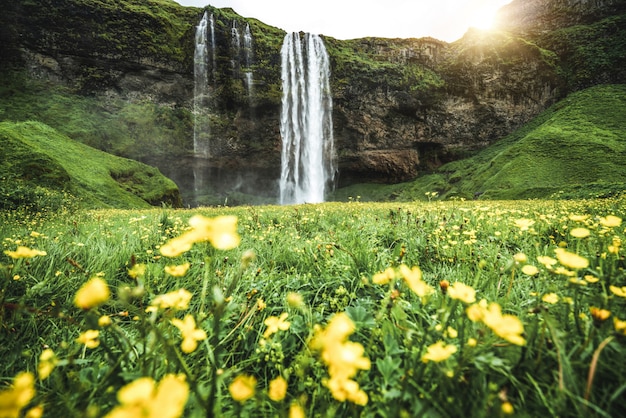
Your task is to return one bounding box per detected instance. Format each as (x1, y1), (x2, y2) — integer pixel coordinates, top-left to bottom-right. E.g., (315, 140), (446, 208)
(173, 0), (513, 42)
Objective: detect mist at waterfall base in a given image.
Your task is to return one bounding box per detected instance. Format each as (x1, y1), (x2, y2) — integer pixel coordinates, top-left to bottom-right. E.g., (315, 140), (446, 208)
(174, 12), (336, 207)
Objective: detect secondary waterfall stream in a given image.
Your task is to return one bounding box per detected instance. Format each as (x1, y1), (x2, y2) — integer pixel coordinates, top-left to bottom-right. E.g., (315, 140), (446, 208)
(279, 33), (336, 205)
(193, 11), (210, 158)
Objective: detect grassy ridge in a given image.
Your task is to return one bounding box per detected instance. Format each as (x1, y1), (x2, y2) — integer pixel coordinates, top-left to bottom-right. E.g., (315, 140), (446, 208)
(334, 84), (626, 201)
(1, 199), (625, 416)
(0, 121), (181, 209)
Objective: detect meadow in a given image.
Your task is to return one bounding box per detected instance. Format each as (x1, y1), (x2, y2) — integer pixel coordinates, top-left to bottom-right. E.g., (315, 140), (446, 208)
(1, 197), (626, 417)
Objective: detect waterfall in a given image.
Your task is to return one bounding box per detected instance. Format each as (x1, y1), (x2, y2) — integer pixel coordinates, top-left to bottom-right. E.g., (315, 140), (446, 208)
(193, 11), (210, 158)
(231, 20), (241, 77)
(209, 13), (216, 81)
(243, 23), (254, 100)
(279, 33), (336, 205)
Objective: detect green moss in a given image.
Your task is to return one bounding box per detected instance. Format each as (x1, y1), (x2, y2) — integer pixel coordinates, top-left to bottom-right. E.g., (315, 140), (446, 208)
(0, 121), (181, 209)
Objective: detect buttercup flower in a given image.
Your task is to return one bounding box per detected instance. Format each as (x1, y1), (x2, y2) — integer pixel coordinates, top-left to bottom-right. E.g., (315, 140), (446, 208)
(542, 293), (559, 304)
(289, 403), (305, 418)
(76, 330), (100, 349)
(286, 292), (304, 308)
(590, 307), (611, 323)
(447, 282), (476, 304)
(160, 215), (240, 257)
(171, 315), (207, 353)
(399, 265), (434, 300)
(229, 374), (257, 403)
(469, 301), (526, 346)
(513, 253), (527, 264)
(372, 267), (396, 285)
(268, 376), (288, 402)
(3, 246), (47, 259)
(164, 263), (191, 277)
(149, 289), (192, 311)
(570, 228), (590, 238)
(0, 372), (36, 418)
(104, 374), (189, 418)
(128, 263), (146, 279)
(74, 277), (110, 310)
(422, 341), (457, 363)
(609, 285), (626, 298)
(263, 313), (290, 338)
(521, 265), (539, 276)
(613, 317), (626, 335)
(514, 219), (535, 231)
(37, 349), (57, 380)
(554, 248), (589, 270)
(599, 215), (622, 228)
(537, 256), (558, 268)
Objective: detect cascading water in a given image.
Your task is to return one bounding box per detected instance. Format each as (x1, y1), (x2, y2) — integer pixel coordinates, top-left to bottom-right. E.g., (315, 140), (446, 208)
(193, 11), (210, 158)
(279, 33), (336, 205)
(209, 13), (216, 81)
(242, 23), (254, 100)
(231, 20), (241, 77)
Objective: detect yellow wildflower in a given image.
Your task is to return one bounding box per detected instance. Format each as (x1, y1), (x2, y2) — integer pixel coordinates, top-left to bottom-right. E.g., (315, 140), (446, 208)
(74, 277), (110, 310)
(599, 215), (622, 228)
(256, 298), (267, 311)
(513, 253), (527, 264)
(554, 248), (589, 270)
(568, 214), (589, 222)
(421, 341), (457, 363)
(263, 313), (290, 338)
(76, 330), (100, 349)
(164, 263), (191, 277)
(446, 326), (458, 338)
(481, 303), (526, 346)
(3, 246), (46, 259)
(289, 403), (306, 418)
(553, 267), (576, 277)
(229, 374), (257, 403)
(0, 372), (36, 418)
(268, 376), (288, 402)
(521, 265), (539, 276)
(590, 307), (611, 323)
(514, 219), (535, 231)
(149, 289), (192, 311)
(467, 338), (478, 347)
(98, 315), (112, 327)
(399, 265), (434, 300)
(609, 285), (626, 298)
(161, 215), (240, 257)
(127, 263), (146, 279)
(613, 317), (626, 335)
(325, 376), (368, 405)
(171, 315), (207, 354)
(570, 228), (590, 238)
(286, 292), (304, 308)
(37, 349), (57, 380)
(447, 282), (476, 304)
(372, 267), (396, 285)
(584, 275), (600, 283)
(541, 293), (559, 304)
(501, 401), (514, 415)
(24, 405), (44, 418)
(537, 255), (558, 268)
(105, 374), (188, 418)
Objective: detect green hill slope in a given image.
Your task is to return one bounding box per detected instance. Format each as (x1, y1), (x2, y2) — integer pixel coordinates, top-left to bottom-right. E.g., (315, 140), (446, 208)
(333, 84), (626, 201)
(0, 121), (181, 210)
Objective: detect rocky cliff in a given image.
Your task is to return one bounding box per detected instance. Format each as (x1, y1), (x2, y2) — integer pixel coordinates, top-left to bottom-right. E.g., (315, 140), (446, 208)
(1, 0), (625, 205)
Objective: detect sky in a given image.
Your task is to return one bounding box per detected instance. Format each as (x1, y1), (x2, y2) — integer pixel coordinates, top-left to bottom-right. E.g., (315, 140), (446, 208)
(173, 0), (513, 42)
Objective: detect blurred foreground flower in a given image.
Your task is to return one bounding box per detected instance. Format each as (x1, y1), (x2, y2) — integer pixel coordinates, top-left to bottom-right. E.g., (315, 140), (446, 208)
(160, 215), (240, 257)
(3, 246), (47, 259)
(554, 248), (589, 270)
(447, 282), (476, 304)
(263, 313), (291, 338)
(422, 341), (458, 363)
(467, 300), (526, 346)
(399, 265), (434, 301)
(268, 376), (288, 401)
(37, 349), (57, 380)
(76, 330), (100, 349)
(74, 277), (110, 310)
(104, 374), (188, 418)
(310, 312), (370, 405)
(148, 288), (192, 311)
(229, 374), (257, 403)
(164, 263), (191, 277)
(0, 372), (36, 418)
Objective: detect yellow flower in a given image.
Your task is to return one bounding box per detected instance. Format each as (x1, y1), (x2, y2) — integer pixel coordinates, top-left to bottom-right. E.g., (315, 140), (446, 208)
(590, 307), (611, 323)
(289, 403), (306, 418)
(164, 263), (191, 277)
(74, 277), (110, 310)
(421, 341), (457, 363)
(150, 289), (192, 311)
(24, 405), (44, 418)
(584, 275), (600, 284)
(263, 313), (290, 338)
(325, 376), (368, 405)
(105, 374), (188, 418)
(37, 349), (57, 380)
(466, 299), (488, 322)
(160, 215), (240, 257)
(514, 219), (535, 231)
(501, 401), (514, 415)
(3, 246), (47, 259)
(372, 267), (395, 285)
(537, 255), (558, 268)
(446, 326), (458, 338)
(569, 214), (589, 222)
(570, 228), (590, 238)
(554, 248), (589, 270)
(256, 298), (267, 311)
(467, 337), (478, 347)
(268, 376), (288, 402)
(229, 374), (257, 403)
(541, 293), (559, 304)
(0, 372), (36, 418)
(447, 282), (476, 304)
(128, 263), (146, 279)
(171, 315), (207, 353)
(553, 267), (576, 277)
(399, 265), (434, 300)
(481, 303), (526, 346)
(286, 292), (304, 308)
(599, 215), (622, 228)
(613, 317), (626, 335)
(76, 330), (100, 349)
(521, 265), (539, 276)
(98, 315), (112, 327)
(609, 285), (626, 298)
(326, 341), (371, 380)
(513, 253), (527, 264)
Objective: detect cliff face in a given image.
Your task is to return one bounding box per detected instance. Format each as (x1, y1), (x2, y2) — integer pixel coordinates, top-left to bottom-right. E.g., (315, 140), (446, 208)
(1, 0), (625, 204)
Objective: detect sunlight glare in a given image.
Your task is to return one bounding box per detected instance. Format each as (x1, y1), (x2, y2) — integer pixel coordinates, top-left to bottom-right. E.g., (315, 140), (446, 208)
(469, 7), (498, 30)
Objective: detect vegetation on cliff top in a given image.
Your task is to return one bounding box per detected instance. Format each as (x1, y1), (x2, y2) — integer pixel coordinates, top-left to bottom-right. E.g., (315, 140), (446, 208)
(0, 121), (181, 210)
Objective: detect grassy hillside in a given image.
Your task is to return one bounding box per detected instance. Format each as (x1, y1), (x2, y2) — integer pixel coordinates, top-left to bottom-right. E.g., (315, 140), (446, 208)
(334, 84), (626, 201)
(0, 121), (181, 210)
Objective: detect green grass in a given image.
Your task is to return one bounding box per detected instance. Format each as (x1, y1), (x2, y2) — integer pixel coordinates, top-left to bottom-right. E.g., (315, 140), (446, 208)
(1, 198), (626, 416)
(0, 121), (181, 209)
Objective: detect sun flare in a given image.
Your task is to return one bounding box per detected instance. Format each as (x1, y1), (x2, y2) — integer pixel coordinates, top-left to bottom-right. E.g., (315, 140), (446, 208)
(469, 7), (498, 30)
